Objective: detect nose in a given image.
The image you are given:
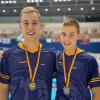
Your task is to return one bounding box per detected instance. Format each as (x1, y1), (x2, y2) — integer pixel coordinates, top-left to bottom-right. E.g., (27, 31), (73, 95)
(64, 35), (70, 41)
(28, 23), (33, 32)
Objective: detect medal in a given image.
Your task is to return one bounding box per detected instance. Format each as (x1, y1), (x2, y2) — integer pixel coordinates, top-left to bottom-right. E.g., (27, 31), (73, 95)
(63, 47), (77, 95)
(29, 82), (36, 91)
(63, 87), (70, 95)
(22, 43), (41, 91)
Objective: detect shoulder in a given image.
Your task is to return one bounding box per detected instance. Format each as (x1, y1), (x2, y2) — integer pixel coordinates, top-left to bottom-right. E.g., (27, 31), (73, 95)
(56, 51), (63, 61)
(78, 51), (97, 63)
(2, 44), (22, 57)
(41, 46), (56, 56)
(56, 51), (62, 56)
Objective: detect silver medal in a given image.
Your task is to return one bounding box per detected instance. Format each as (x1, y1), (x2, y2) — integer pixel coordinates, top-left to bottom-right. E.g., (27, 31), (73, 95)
(63, 87), (70, 95)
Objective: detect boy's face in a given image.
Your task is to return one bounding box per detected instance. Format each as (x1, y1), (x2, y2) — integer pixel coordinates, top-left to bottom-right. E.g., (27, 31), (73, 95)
(19, 12), (43, 41)
(60, 25), (80, 50)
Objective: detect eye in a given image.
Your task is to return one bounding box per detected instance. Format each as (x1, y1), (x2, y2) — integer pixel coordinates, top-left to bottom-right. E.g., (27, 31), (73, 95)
(32, 21), (38, 25)
(61, 33), (66, 37)
(23, 22), (29, 25)
(69, 33), (74, 37)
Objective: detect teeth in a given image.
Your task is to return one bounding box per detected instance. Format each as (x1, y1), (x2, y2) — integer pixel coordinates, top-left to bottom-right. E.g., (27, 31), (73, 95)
(27, 32), (32, 34)
(26, 32), (36, 36)
(27, 32), (34, 34)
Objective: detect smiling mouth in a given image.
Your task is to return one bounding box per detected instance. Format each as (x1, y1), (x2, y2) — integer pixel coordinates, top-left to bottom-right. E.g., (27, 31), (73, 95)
(63, 42), (71, 46)
(26, 32), (36, 36)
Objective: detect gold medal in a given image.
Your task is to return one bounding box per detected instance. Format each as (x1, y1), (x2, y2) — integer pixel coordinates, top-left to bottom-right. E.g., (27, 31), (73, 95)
(29, 82), (36, 91)
(23, 43), (41, 91)
(63, 87), (70, 95)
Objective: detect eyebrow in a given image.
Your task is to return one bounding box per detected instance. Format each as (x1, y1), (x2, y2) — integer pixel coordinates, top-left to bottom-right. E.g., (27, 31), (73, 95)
(69, 32), (77, 34)
(21, 19), (40, 22)
(61, 32), (77, 34)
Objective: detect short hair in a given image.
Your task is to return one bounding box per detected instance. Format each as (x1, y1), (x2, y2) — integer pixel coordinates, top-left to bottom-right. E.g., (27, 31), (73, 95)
(62, 17), (80, 33)
(20, 6), (40, 20)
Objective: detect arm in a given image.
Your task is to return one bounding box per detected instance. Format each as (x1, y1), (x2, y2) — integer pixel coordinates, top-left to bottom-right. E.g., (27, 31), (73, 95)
(87, 57), (100, 100)
(0, 82), (9, 100)
(92, 87), (100, 100)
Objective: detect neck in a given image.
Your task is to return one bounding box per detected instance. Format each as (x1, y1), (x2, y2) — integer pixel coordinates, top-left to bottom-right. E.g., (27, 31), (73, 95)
(23, 40), (40, 50)
(65, 46), (77, 56)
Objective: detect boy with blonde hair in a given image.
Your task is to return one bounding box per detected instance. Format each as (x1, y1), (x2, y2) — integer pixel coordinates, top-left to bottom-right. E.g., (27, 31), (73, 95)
(0, 6), (56, 100)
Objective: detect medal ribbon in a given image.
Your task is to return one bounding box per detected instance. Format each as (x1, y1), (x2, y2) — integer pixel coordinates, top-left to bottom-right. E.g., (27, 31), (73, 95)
(23, 43), (41, 83)
(63, 47), (77, 88)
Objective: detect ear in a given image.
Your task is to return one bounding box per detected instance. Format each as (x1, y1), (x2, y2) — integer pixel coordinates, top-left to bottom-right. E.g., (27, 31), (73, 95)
(77, 33), (81, 39)
(40, 22), (44, 29)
